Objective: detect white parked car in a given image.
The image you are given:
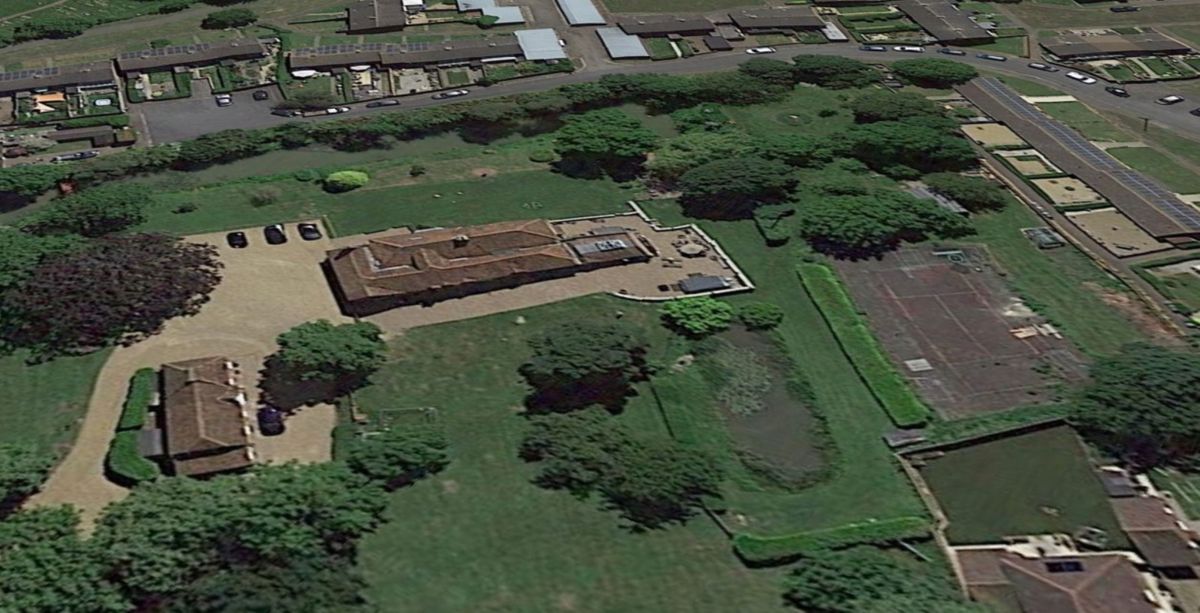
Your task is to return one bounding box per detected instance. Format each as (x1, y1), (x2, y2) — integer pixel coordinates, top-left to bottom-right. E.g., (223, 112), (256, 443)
(745, 47), (776, 55)
(1065, 71), (1097, 84)
(1157, 95), (1185, 105)
(893, 45), (924, 53)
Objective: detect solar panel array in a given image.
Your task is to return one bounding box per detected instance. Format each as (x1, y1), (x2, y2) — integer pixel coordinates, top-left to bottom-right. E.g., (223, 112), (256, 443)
(0, 66), (60, 82)
(975, 77), (1200, 232)
(118, 43), (219, 60)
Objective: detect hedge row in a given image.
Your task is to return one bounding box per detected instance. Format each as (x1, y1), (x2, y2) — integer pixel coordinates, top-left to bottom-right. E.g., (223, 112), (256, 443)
(918, 404), (1069, 448)
(733, 516), (930, 564)
(116, 368), (156, 431)
(798, 263), (932, 427)
(57, 114), (131, 130)
(106, 430), (160, 485)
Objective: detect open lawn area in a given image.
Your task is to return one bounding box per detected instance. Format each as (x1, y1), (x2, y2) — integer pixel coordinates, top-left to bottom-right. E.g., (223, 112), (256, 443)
(720, 87), (855, 139)
(0, 350), (110, 455)
(1038, 102), (1128, 142)
(1109, 147), (1200, 194)
(972, 36), (1028, 58)
(964, 201), (1148, 356)
(919, 425), (1127, 546)
(996, 74), (1064, 97)
(355, 296), (788, 612)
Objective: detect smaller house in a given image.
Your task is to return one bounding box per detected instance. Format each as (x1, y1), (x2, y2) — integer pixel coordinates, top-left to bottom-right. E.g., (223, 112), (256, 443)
(702, 36), (733, 52)
(728, 7), (825, 34)
(958, 548), (1163, 612)
(1112, 496), (1200, 574)
(345, 0), (410, 34)
(161, 356), (254, 477)
(679, 275), (730, 294)
(0, 61), (117, 97)
(617, 16), (715, 38)
(598, 27), (650, 59)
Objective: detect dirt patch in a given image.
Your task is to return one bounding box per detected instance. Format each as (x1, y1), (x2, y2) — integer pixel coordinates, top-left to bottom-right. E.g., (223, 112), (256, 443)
(1083, 281), (1181, 345)
(472, 167), (498, 178)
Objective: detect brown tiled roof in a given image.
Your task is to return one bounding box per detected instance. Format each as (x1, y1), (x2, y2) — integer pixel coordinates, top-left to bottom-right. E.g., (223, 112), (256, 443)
(896, 0), (992, 44)
(1042, 32), (1190, 60)
(1112, 497), (1200, 568)
(728, 7), (824, 30)
(346, 0), (408, 33)
(116, 40), (267, 74)
(173, 447), (253, 477)
(328, 219), (577, 302)
(162, 357), (250, 471)
(960, 549), (1156, 613)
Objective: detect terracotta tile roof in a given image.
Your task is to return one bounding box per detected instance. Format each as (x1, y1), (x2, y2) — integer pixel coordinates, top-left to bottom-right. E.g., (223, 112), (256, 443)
(162, 357), (251, 475)
(960, 549), (1157, 613)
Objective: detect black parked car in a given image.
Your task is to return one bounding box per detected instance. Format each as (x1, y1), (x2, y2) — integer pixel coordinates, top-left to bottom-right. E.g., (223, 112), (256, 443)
(1191, 108), (1200, 117)
(271, 108), (301, 117)
(253, 90), (269, 101)
(298, 222), (322, 241)
(263, 224), (287, 245)
(226, 231), (248, 249)
(257, 407), (286, 436)
(938, 48), (966, 56)
(366, 99), (401, 108)
(1105, 86), (1131, 98)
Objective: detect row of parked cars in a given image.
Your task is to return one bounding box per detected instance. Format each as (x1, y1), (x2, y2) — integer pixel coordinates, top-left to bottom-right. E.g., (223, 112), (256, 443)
(225, 223), (322, 248)
(1024, 62), (1200, 115)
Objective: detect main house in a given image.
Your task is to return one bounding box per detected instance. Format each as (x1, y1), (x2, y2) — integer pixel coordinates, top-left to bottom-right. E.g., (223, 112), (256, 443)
(325, 219), (652, 314)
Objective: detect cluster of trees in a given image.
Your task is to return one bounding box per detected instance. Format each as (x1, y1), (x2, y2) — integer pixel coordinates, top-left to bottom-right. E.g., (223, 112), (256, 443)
(263, 320), (387, 408)
(1071, 344), (1200, 469)
(891, 59), (979, 88)
(784, 547), (984, 612)
(201, 7), (257, 29)
(660, 297), (735, 337)
(553, 109), (659, 180)
(520, 321), (649, 412)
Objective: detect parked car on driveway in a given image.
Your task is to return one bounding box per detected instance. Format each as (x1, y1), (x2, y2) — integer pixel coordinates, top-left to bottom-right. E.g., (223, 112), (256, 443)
(271, 108), (302, 117)
(745, 47), (776, 55)
(432, 89), (470, 100)
(860, 45), (887, 52)
(215, 94), (232, 107)
(257, 407), (285, 436)
(893, 45), (924, 53)
(263, 224), (287, 245)
(52, 150), (99, 162)
(298, 223), (322, 241)
(1065, 71), (1097, 84)
(226, 231), (248, 249)
(366, 99), (401, 108)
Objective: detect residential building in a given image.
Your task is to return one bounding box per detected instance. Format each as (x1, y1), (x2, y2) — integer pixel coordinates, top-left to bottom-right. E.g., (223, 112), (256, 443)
(958, 548), (1164, 612)
(0, 61), (117, 97)
(1041, 31), (1191, 61)
(1112, 496), (1200, 572)
(617, 16), (715, 37)
(896, 0), (992, 45)
(160, 357), (253, 478)
(345, 0), (410, 34)
(727, 7), (825, 33)
(116, 40), (268, 76)
(325, 219), (652, 314)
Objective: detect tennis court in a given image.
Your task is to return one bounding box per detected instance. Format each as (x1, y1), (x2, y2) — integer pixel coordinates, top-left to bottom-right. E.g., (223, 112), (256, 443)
(833, 247), (1087, 418)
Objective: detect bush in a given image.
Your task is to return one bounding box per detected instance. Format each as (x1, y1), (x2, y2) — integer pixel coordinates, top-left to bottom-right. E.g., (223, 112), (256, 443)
(293, 168), (321, 182)
(737, 302), (785, 330)
(733, 517), (930, 565)
(173, 203), (198, 214)
(891, 59), (979, 87)
(661, 297), (735, 337)
(117, 368), (156, 432)
(409, 164), (427, 177)
(323, 170), (369, 193)
(528, 149), (557, 163)
(201, 8), (257, 30)
(249, 187), (281, 207)
(799, 263), (931, 427)
(57, 115), (131, 129)
(106, 431), (160, 485)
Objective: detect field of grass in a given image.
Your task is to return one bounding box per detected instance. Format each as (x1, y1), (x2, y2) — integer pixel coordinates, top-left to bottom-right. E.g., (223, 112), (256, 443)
(644, 38), (678, 61)
(965, 201), (1148, 356)
(720, 86), (855, 139)
(1143, 264), (1200, 313)
(1109, 147), (1200, 194)
(0, 0), (58, 20)
(996, 74), (1064, 97)
(1007, 3), (1200, 28)
(355, 296), (788, 612)
(920, 425), (1128, 546)
(1038, 101), (1129, 142)
(0, 350), (110, 455)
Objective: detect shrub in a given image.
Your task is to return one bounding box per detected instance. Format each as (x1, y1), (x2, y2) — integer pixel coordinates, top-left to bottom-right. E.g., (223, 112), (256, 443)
(117, 368), (157, 431)
(173, 203), (198, 214)
(106, 431), (160, 485)
(409, 164), (427, 177)
(323, 170), (369, 193)
(798, 263), (931, 427)
(293, 168), (321, 182)
(476, 14), (499, 28)
(57, 115), (131, 129)
(528, 149), (557, 163)
(249, 187), (281, 207)
(891, 58), (979, 87)
(737, 302), (785, 330)
(661, 297), (735, 337)
(733, 516), (930, 565)
(201, 8), (257, 30)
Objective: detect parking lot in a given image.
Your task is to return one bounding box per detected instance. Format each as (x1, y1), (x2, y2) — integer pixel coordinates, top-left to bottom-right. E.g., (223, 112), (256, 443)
(135, 79), (290, 143)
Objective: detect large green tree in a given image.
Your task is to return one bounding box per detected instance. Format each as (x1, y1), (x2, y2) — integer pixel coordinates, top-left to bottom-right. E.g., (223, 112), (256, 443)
(677, 156), (795, 219)
(201, 8), (257, 29)
(345, 421), (450, 488)
(850, 90), (944, 124)
(0, 229), (82, 291)
(1072, 344), (1200, 468)
(737, 58), (799, 86)
(520, 321), (648, 411)
(274, 320), (386, 382)
(647, 129), (757, 181)
(796, 188), (972, 256)
(0, 445), (54, 505)
(660, 297), (735, 337)
(4, 234), (222, 354)
(892, 58), (979, 87)
(553, 108), (659, 179)
(792, 55), (878, 89)
(924, 172), (1007, 212)
(840, 121), (977, 178)
(21, 183), (148, 237)
(784, 547), (966, 612)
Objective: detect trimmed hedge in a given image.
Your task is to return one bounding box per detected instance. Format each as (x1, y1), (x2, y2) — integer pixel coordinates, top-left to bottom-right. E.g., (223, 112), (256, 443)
(106, 430), (160, 484)
(117, 368), (156, 431)
(798, 263), (932, 427)
(58, 114), (131, 129)
(733, 516), (930, 564)
(918, 404), (1069, 448)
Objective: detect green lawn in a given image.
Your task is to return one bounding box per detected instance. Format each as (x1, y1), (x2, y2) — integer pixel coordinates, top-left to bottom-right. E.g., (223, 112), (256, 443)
(996, 74), (1063, 97)
(720, 86), (855, 139)
(1109, 147), (1200, 194)
(971, 36), (1027, 58)
(920, 425), (1128, 546)
(1144, 265), (1200, 313)
(0, 350), (110, 455)
(965, 201), (1148, 356)
(0, 0), (58, 19)
(1038, 102), (1129, 142)
(644, 38), (678, 61)
(355, 296), (788, 612)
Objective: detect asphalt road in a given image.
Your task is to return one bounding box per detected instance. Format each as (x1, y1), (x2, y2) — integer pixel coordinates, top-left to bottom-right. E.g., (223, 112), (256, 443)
(134, 43), (1200, 143)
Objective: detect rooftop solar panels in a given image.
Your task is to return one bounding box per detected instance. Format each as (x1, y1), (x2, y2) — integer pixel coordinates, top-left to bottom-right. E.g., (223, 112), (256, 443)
(965, 77), (1200, 236)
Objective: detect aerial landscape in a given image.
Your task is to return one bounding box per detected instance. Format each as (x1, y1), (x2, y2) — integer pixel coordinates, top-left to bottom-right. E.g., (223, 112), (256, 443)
(5, 0), (1200, 611)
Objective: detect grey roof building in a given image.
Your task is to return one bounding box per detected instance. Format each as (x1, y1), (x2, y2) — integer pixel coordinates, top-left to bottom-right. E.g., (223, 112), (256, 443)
(618, 16), (715, 37)
(116, 40), (268, 74)
(896, 0), (991, 44)
(345, 0), (409, 33)
(456, 0), (526, 25)
(596, 27), (650, 59)
(514, 29), (568, 61)
(728, 7), (824, 32)
(1041, 31), (1190, 60)
(556, 0), (605, 26)
(0, 61), (116, 96)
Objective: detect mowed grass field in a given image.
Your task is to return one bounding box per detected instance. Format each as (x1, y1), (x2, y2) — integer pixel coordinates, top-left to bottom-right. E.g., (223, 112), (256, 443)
(355, 296), (788, 612)
(1109, 147), (1200, 194)
(1038, 102), (1128, 142)
(0, 350), (110, 455)
(920, 425), (1127, 546)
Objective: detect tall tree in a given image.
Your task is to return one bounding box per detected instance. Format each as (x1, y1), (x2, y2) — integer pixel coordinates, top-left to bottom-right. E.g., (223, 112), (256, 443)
(4, 234), (222, 354)
(737, 58), (799, 86)
(796, 188), (972, 256)
(660, 297), (735, 337)
(784, 547), (964, 612)
(924, 172), (1007, 211)
(1072, 343), (1200, 468)
(647, 129), (757, 181)
(553, 108), (659, 179)
(791, 55), (878, 89)
(20, 183), (148, 237)
(850, 90), (944, 123)
(345, 421), (450, 488)
(677, 156), (795, 219)
(520, 321), (648, 411)
(892, 58), (978, 87)
(0, 444), (54, 505)
(840, 121), (977, 178)
(0, 229), (82, 291)
(274, 320), (386, 382)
